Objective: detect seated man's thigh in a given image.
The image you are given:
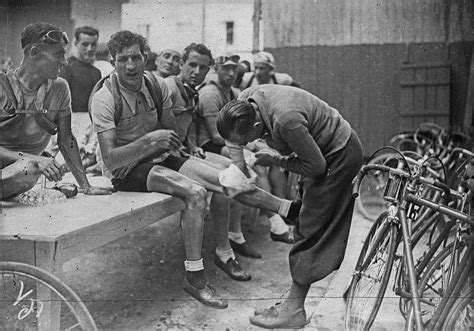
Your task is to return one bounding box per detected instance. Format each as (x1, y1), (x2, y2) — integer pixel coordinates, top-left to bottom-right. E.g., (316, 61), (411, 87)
(146, 164), (205, 199)
(200, 152), (231, 170)
(1, 159), (41, 200)
(178, 158), (223, 193)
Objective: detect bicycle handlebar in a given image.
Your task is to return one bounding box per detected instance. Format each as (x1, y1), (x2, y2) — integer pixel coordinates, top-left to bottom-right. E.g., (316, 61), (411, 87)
(352, 163), (465, 199)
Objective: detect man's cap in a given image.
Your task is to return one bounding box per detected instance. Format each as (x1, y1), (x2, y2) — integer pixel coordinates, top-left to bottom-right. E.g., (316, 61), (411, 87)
(254, 51), (274, 68)
(230, 54), (240, 63)
(20, 22), (68, 49)
(215, 55), (238, 67)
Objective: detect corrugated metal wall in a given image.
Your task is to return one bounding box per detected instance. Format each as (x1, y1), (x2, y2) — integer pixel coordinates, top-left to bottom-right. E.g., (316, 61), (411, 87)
(262, 0), (473, 156)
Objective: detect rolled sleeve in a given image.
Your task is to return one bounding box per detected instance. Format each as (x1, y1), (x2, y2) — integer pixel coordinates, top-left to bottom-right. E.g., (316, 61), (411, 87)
(90, 88), (116, 133)
(55, 79), (72, 118)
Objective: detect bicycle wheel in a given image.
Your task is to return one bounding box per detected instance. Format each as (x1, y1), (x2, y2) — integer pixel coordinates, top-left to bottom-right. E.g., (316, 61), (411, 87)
(441, 282), (473, 330)
(405, 240), (467, 330)
(0, 261), (97, 330)
(345, 212), (399, 330)
(355, 153), (394, 221)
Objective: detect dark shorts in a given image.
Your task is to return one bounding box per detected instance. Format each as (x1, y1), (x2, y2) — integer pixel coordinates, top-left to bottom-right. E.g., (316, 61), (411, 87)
(112, 154), (188, 192)
(201, 141), (225, 155)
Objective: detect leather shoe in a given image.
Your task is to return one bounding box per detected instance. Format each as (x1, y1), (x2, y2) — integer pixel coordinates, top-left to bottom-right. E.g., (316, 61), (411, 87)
(254, 302), (281, 315)
(270, 230), (295, 244)
(214, 255), (251, 281)
(249, 308), (309, 329)
(182, 277), (228, 309)
(229, 240), (262, 259)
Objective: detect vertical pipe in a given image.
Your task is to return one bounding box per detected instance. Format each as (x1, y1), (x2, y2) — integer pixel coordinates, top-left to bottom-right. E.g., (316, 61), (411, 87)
(253, 0), (261, 53)
(202, 0), (206, 44)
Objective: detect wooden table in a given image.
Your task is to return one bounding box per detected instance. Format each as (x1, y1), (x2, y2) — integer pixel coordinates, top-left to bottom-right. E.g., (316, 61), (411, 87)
(0, 183), (184, 329)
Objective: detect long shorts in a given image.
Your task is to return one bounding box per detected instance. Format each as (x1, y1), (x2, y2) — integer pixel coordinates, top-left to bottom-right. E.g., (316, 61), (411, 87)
(112, 154), (187, 192)
(201, 141), (225, 155)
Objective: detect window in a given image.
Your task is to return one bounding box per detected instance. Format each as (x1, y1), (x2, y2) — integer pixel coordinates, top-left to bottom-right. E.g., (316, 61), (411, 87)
(226, 21), (234, 45)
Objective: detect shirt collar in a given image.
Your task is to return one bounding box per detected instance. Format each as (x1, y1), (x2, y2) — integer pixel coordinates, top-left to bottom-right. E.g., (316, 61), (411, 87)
(118, 77), (155, 110)
(247, 91), (272, 135)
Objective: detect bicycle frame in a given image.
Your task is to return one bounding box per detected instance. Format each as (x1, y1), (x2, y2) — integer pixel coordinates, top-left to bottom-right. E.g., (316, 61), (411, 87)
(351, 155), (472, 330)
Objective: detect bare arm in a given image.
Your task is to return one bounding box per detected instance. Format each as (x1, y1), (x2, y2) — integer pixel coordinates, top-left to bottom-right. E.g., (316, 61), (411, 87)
(56, 115), (90, 188)
(98, 128), (182, 170)
(203, 115), (225, 145)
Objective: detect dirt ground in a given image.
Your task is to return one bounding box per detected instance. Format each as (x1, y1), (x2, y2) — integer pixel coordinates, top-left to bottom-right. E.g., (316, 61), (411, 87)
(60, 209), (335, 330)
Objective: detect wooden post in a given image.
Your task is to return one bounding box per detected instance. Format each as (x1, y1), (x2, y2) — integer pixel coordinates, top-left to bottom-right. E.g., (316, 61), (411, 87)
(252, 0), (262, 53)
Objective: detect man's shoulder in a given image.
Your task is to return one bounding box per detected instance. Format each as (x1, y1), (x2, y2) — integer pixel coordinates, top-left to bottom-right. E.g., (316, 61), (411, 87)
(198, 81), (219, 94)
(90, 78), (114, 107)
(163, 75), (180, 93)
(273, 72), (293, 85)
(50, 77), (70, 93)
(240, 72), (254, 88)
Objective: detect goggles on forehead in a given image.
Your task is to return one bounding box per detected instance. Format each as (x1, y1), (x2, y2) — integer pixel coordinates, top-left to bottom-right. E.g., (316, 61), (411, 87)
(37, 30), (69, 45)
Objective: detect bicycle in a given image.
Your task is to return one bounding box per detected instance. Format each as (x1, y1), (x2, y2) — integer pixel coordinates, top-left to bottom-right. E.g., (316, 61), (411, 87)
(345, 152), (473, 330)
(0, 261), (97, 330)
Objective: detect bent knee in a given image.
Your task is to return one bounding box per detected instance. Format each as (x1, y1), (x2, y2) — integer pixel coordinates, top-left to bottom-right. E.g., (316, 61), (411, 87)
(187, 185), (208, 206)
(1, 159), (41, 198)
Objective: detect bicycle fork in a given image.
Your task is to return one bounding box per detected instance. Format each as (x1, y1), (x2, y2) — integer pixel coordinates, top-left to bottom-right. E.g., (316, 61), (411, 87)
(398, 206), (424, 330)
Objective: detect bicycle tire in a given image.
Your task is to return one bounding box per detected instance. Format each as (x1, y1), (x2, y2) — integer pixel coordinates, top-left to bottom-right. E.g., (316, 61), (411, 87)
(345, 212), (399, 330)
(441, 282), (473, 330)
(355, 153), (395, 221)
(405, 240), (467, 330)
(0, 261), (97, 330)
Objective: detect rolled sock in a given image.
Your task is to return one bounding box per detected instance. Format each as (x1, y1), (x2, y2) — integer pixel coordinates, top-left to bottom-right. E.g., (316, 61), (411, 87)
(269, 214), (289, 235)
(184, 258), (204, 272)
(215, 248), (236, 263)
(228, 231), (246, 244)
(278, 199), (292, 218)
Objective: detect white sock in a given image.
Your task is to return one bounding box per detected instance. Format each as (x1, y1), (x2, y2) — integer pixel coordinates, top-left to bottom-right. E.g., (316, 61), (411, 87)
(228, 231), (246, 244)
(184, 258), (204, 272)
(215, 248), (236, 263)
(269, 214), (289, 235)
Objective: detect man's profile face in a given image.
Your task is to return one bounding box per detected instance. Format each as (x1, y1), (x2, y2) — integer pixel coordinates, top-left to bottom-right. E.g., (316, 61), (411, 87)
(35, 42), (68, 80)
(227, 124), (261, 146)
(113, 44), (145, 91)
(180, 51), (211, 87)
(254, 63), (272, 83)
(217, 64), (236, 87)
(156, 50), (180, 77)
(75, 33), (98, 64)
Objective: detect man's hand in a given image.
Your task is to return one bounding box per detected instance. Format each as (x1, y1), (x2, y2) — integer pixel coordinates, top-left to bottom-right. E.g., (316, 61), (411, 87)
(254, 149), (282, 167)
(36, 156), (65, 182)
(80, 186), (113, 195)
(148, 130), (182, 152)
(190, 146), (206, 159)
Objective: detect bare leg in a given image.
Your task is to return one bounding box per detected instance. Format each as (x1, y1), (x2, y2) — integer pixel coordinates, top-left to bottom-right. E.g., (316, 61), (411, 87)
(179, 157), (282, 212)
(269, 166), (287, 198)
(1, 159), (41, 200)
(146, 166), (207, 286)
(210, 192), (231, 251)
(228, 199), (243, 233)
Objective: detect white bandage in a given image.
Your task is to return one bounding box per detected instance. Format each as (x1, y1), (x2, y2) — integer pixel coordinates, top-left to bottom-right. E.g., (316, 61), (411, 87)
(218, 164), (257, 198)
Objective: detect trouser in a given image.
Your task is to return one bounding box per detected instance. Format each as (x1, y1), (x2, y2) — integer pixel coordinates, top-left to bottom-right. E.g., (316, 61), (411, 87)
(289, 130), (363, 285)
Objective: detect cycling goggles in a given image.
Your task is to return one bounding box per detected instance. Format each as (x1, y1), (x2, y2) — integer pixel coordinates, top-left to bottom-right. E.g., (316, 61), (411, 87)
(37, 30), (69, 45)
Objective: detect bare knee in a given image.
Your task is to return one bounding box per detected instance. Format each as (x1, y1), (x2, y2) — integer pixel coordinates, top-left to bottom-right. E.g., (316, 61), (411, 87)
(184, 184), (207, 210)
(1, 159), (41, 198)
